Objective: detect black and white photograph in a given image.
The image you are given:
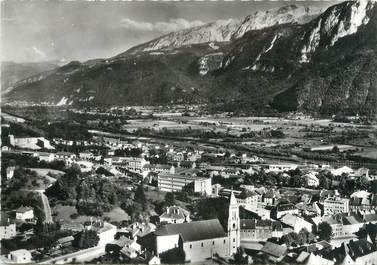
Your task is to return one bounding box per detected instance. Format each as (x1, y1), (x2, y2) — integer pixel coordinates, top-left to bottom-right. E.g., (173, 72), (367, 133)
(1, 0), (377, 264)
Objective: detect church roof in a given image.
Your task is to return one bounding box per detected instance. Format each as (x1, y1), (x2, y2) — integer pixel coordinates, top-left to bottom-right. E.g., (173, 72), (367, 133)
(154, 219), (227, 242)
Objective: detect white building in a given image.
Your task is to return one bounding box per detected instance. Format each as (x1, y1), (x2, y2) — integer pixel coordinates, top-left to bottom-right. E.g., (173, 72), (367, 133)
(331, 166), (354, 176)
(240, 219), (283, 241)
(157, 169), (201, 192)
(142, 164), (175, 178)
(194, 178), (212, 195)
(10, 136), (54, 150)
(279, 214), (313, 233)
(6, 166), (15, 179)
(324, 197), (350, 216)
(38, 152), (55, 163)
(74, 160), (94, 172)
(15, 207), (34, 221)
(304, 172), (320, 187)
(0, 219), (16, 239)
(95, 222), (117, 246)
(265, 164), (298, 173)
(7, 249), (32, 263)
(79, 151), (94, 160)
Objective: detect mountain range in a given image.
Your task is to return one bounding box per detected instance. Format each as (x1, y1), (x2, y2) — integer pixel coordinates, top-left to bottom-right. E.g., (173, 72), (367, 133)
(3, 0), (377, 118)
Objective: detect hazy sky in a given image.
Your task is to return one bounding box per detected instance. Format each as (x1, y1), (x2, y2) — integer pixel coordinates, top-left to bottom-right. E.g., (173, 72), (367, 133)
(1, 0), (341, 63)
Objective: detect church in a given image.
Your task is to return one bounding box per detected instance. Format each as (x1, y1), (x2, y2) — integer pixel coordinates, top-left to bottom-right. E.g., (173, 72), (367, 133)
(149, 191), (241, 262)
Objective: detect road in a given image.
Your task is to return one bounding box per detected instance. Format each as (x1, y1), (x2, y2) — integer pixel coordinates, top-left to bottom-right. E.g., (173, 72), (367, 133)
(38, 191), (53, 223)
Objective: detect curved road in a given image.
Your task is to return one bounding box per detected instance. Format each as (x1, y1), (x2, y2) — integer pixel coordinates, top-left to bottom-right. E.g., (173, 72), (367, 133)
(39, 191), (53, 223)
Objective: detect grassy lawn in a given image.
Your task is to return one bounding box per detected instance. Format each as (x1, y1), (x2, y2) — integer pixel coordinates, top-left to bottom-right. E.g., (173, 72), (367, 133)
(53, 204), (130, 223)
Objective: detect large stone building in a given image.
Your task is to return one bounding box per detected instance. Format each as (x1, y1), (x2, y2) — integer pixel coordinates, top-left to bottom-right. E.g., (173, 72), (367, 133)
(153, 219), (229, 263)
(323, 197), (350, 216)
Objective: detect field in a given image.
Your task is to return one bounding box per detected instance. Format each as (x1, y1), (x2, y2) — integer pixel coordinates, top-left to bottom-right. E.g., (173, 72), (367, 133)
(53, 204), (130, 223)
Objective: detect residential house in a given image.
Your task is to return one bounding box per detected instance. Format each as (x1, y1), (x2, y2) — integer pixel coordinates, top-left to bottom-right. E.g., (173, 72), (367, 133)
(236, 190), (262, 208)
(55, 235), (74, 248)
(90, 222), (117, 246)
(264, 164), (298, 173)
(73, 160), (94, 172)
(160, 206), (191, 224)
(258, 242), (287, 262)
(350, 190), (374, 211)
(279, 214), (313, 233)
(304, 172), (320, 187)
(0, 217), (16, 239)
(142, 164), (175, 178)
(121, 157), (149, 173)
(55, 152), (77, 165)
(296, 252), (334, 265)
(325, 239), (377, 265)
(240, 219), (283, 241)
(331, 166), (354, 177)
(79, 151), (94, 160)
(38, 152), (55, 163)
(271, 203), (299, 219)
(121, 222), (156, 240)
(15, 206), (34, 221)
(7, 249), (32, 263)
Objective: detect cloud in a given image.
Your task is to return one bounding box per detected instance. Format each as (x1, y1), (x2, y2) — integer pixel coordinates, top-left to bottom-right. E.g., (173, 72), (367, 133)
(32, 46), (47, 59)
(121, 18), (205, 33)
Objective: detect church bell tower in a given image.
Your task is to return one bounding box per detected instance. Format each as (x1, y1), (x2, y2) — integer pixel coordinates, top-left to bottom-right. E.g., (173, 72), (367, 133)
(228, 191), (240, 256)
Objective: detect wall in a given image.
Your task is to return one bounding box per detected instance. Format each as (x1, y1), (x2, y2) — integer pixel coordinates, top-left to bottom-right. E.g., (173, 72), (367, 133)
(182, 237), (229, 263)
(156, 234), (180, 255)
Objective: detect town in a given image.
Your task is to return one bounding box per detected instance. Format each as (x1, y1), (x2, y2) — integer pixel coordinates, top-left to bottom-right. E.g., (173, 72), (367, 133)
(1, 105), (377, 265)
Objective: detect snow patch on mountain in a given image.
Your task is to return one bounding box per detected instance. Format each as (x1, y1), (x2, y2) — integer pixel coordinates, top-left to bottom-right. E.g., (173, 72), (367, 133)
(56, 96), (69, 106)
(141, 19), (240, 52)
(127, 4), (322, 53)
(232, 5), (322, 39)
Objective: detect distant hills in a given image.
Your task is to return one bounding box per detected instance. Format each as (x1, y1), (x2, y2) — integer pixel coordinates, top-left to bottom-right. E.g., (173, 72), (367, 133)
(3, 0), (377, 118)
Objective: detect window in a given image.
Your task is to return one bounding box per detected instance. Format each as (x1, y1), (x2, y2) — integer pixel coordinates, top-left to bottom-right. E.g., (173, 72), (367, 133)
(201, 242), (204, 247)
(224, 240), (226, 244)
(212, 241), (215, 246)
(233, 238), (235, 242)
(190, 244), (192, 249)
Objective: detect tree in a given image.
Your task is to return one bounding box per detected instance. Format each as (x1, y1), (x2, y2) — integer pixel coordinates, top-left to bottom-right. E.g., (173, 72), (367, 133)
(332, 145), (340, 153)
(134, 184), (146, 210)
(73, 230), (99, 249)
(317, 222), (333, 241)
(165, 192), (175, 206)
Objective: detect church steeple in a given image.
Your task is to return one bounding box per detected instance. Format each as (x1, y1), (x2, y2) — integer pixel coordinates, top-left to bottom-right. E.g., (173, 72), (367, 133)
(228, 191), (240, 256)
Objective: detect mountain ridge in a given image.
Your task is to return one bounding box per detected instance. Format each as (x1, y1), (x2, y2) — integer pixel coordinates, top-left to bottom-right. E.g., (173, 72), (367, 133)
(3, 0), (377, 119)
